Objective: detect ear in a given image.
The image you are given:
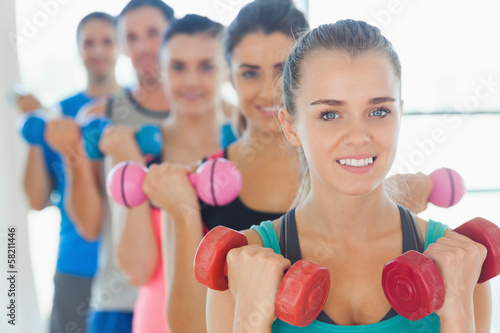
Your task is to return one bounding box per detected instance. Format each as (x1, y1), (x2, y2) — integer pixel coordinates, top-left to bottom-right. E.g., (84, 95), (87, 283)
(279, 108), (301, 147)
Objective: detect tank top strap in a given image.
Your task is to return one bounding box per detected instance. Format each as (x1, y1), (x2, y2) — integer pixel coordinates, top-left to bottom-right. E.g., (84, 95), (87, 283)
(105, 95), (114, 118)
(202, 149), (225, 163)
(279, 208), (303, 265)
(397, 205), (424, 253)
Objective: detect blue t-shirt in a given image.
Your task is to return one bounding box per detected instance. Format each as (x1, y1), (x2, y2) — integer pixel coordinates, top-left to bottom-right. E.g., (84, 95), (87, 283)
(219, 121), (238, 149)
(42, 92), (99, 277)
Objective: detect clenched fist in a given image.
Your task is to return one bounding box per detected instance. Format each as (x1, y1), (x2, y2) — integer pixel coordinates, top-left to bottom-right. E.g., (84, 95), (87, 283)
(142, 162), (200, 219)
(99, 125), (143, 164)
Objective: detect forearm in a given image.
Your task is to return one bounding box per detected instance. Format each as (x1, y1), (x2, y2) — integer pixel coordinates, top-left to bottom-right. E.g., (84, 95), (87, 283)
(117, 203), (159, 286)
(234, 300), (274, 333)
(439, 300), (475, 333)
(65, 160), (103, 241)
(23, 148), (52, 210)
(165, 209), (206, 333)
(385, 173), (433, 214)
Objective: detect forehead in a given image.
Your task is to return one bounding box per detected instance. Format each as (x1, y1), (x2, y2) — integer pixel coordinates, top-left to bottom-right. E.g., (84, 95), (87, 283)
(231, 32), (294, 67)
(121, 6), (169, 32)
(79, 19), (115, 39)
(165, 34), (222, 61)
(298, 50), (400, 102)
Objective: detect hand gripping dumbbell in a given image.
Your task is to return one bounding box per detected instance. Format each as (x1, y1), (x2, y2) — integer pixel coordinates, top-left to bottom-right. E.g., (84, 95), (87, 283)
(194, 226), (330, 327)
(16, 111), (46, 145)
(81, 115), (163, 160)
(382, 217), (500, 321)
(428, 168), (465, 208)
(17, 112), (163, 160)
(106, 158), (242, 208)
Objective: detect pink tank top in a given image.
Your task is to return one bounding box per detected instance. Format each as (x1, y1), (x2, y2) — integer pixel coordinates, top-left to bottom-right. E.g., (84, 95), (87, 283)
(132, 208), (170, 333)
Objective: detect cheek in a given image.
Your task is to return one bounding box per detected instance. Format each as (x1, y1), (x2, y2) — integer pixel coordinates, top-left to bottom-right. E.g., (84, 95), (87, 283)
(166, 74), (181, 93)
(375, 120), (400, 160)
(203, 76), (217, 99)
(235, 80), (254, 105)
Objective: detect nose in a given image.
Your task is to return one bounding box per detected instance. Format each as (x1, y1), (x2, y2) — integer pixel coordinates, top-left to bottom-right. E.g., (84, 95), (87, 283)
(91, 43), (105, 57)
(135, 37), (153, 54)
(343, 118), (371, 146)
(258, 73), (276, 102)
(183, 68), (199, 87)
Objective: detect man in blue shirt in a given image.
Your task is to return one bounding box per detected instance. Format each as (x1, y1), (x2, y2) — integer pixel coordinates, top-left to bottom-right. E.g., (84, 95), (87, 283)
(18, 12), (120, 333)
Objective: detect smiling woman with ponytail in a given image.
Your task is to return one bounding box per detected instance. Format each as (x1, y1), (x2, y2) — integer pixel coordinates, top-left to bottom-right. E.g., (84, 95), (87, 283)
(207, 19), (491, 333)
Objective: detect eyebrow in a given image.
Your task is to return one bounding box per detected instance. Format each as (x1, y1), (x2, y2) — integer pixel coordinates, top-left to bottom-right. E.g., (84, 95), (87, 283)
(240, 63), (259, 70)
(239, 62), (285, 70)
(171, 58), (213, 64)
(310, 96), (396, 106)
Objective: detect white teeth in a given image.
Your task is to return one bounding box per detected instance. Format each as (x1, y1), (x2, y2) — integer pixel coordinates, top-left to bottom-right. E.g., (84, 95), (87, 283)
(260, 105), (281, 113)
(339, 157), (375, 167)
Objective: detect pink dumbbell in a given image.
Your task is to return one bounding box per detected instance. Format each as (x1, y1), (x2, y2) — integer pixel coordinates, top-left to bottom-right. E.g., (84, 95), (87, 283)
(428, 168), (465, 208)
(107, 158), (242, 208)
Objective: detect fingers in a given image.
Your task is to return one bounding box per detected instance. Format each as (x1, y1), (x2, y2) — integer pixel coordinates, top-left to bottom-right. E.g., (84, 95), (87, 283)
(227, 245), (291, 275)
(143, 162), (190, 193)
(426, 232), (487, 262)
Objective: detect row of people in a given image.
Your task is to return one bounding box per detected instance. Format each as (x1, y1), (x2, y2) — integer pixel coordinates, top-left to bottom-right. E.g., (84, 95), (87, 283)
(18, 0), (491, 332)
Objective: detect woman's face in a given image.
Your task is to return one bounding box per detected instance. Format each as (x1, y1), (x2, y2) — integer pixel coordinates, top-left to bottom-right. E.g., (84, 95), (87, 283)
(230, 32), (295, 133)
(161, 33), (226, 116)
(284, 50), (403, 196)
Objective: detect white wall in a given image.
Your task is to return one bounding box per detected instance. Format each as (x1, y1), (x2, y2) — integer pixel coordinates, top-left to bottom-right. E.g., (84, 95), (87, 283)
(0, 0), (42, 332)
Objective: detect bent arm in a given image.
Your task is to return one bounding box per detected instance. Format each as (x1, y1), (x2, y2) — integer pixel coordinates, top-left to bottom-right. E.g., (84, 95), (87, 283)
(206, 230), (272, 333)
(23, 147), (52, 211)
(385, 172), (433, 214)
(165, 209), (206, 333)
(117, 203), (159, 286)
(65, 158), (104, 241)
(439, 281), (491, 333)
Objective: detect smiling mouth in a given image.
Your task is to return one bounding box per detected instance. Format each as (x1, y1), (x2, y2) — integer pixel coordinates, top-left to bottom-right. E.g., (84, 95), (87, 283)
(336, 157), (377, 167)
(181, 93), (203, 100)
(256, 105), (282, 117)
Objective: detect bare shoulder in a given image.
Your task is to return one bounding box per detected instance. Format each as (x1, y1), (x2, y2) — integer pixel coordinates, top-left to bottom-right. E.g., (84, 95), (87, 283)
(241, 218), (281, 247)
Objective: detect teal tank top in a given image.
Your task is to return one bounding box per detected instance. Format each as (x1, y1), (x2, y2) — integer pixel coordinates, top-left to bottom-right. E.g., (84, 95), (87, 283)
(250, 219), (449, 333)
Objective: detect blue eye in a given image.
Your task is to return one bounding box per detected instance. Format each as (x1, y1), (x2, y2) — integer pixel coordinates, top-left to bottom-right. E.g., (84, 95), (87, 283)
(242, 70), (258, 79)
(370, 108), (390, 118)
(171, 63), (184, 72)
(321, 111), (339, 120)
(201, 64), (214, 72)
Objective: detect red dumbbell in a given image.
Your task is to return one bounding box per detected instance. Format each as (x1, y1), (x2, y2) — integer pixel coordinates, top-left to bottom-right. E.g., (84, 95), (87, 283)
(194, 226), (330, 327)
(382, 217), (500, 321)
